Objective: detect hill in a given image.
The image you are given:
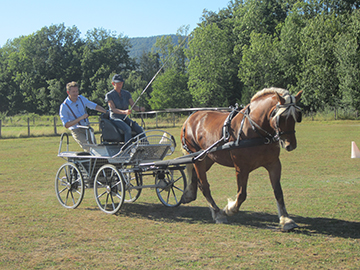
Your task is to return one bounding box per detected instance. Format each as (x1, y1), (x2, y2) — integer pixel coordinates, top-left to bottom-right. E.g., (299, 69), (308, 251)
(128, 35), (179, 59)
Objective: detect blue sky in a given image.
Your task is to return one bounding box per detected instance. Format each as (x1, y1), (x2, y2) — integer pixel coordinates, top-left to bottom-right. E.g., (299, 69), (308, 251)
(0, 0), (230, 46)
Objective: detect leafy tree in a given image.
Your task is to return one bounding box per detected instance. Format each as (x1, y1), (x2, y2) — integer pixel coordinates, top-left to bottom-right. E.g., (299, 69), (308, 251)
(238, 32), (281, 102)
(149, 26), (192, 109)
(335, 11), (360, 111)
(187, 21), (240, 107)
(276, 4), (305, 91)
(47, 79), (66, 115)
(81, 28), (135, 98)
(124, 70), (149, 111)
(296, 13), (341, 111)
(149, 68), (191, 109)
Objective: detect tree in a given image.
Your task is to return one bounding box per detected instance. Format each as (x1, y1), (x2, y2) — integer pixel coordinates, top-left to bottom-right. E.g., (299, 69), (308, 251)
(187, 21), (240, 107)
(238, 32), (281, 102)
(335, 10), (360, 111)
(276, 5), (305, 91)
(149, 68), (191, 110)
(296, 13), (341, 111)
(81, 28), (135, 98)
(149, 26), (192, 109)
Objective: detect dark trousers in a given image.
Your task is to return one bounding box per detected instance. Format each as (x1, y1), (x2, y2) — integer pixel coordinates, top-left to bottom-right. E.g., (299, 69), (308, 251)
(110, 117), (144, 143)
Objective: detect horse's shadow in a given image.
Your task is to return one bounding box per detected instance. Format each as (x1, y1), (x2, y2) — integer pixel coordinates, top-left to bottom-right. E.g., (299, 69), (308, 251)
(102, 202), (360, 239)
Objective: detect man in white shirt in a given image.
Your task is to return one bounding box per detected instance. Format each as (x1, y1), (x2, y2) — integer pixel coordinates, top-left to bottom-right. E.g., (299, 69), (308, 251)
(59, 81), (107, 151)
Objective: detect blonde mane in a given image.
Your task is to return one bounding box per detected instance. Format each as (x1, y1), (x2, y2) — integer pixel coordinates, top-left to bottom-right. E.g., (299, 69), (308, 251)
(251, 87), (289, 102)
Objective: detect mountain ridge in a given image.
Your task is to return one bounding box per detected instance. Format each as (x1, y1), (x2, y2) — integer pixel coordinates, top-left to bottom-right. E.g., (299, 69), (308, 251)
(128, 34), (178, 59)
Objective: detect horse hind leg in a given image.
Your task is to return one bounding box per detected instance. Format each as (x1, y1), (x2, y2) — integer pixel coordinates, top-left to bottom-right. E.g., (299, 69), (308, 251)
(180, 162), (198, 204)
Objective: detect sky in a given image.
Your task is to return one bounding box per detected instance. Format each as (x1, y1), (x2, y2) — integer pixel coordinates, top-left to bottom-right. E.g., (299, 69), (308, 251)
(0, 0), (231, 46)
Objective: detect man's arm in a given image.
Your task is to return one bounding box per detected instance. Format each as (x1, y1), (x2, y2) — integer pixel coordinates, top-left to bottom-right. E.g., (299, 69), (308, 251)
(64, 113), (89, 128)
(95, 105), (107, 114)
(108, 100), (131, 115)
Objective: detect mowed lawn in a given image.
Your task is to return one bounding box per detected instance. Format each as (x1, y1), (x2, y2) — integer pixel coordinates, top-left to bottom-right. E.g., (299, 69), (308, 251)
(0, 121), (359, 269)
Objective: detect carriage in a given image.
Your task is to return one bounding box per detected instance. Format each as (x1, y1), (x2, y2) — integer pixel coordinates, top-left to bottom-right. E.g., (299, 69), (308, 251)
(55, 114), (187, 214)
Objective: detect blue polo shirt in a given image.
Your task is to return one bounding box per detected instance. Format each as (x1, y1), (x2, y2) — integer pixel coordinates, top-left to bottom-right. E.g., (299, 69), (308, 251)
(59, 95), (97, 130)
(105, 89), (132, 119)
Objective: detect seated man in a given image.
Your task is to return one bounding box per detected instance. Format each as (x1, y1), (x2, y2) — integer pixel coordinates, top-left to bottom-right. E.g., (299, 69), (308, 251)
(105, 74), (145, 143)
(59, 81), (107, 151)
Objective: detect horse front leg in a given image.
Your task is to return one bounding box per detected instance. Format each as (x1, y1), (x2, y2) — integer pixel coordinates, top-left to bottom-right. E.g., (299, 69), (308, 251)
(266, 160), (298, 231)
(194, 160), (228, 224)
(223, 168), (249, 216)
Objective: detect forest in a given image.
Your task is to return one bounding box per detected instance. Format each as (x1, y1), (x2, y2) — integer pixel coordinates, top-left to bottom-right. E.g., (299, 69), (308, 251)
(1, 0), (360, 117)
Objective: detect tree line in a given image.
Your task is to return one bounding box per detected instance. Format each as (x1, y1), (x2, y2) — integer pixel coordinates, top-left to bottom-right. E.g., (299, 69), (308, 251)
(1, 0), (360, 117)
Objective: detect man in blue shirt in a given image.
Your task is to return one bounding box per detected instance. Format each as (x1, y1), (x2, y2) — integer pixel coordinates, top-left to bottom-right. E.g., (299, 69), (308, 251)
(59, 81), (107, 151)
(105, 74), (145, 143)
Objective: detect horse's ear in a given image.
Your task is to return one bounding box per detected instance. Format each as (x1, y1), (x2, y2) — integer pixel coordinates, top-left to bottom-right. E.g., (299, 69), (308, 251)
(275, 92), (285, 104)
(295, 90), (303, 103)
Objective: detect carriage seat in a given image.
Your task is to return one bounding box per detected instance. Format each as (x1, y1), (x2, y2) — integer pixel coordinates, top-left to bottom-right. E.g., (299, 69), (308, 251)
(100, 111), (137, 144)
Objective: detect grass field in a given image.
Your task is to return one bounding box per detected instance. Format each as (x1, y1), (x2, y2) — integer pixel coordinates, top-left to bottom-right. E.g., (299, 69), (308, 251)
(0, 120), (359, 269)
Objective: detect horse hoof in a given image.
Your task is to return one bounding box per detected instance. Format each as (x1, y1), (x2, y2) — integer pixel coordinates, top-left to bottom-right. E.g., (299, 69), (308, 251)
(215, 217), (229, 224)
(223, 198), (238, 216)
(280, 216), (299, 231)
(212, 209), (228, 224)
(180, 195), (195, 204)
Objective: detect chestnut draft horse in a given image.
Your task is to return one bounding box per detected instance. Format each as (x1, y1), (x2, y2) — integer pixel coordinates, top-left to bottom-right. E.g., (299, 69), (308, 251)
(180, 87), (303, 231)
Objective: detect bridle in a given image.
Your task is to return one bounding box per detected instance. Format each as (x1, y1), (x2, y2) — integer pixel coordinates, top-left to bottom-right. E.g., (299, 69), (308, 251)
(238, 93), (302, 147)
(270, 94), (302, 146)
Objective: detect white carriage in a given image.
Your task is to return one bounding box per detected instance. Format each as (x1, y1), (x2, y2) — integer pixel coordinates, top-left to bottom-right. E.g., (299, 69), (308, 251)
(55, 115), (187, 214)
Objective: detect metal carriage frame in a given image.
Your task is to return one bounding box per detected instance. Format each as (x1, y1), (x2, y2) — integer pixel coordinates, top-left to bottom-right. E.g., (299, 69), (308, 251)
(55, 129), (187, 214)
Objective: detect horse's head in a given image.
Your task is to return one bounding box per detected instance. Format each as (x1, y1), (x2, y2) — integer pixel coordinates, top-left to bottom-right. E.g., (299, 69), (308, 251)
(270, 90), (303, 151)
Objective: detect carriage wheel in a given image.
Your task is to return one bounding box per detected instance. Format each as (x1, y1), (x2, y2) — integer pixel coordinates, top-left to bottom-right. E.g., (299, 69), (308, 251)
(122, 167), (143, 203)
(94, 164), (125, 214)
(55, 162), (85, 209)
(155, 168), (187, 207)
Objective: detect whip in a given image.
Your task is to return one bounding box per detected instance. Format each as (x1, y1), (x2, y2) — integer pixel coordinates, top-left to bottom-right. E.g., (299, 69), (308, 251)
(124, 33), (190, 120)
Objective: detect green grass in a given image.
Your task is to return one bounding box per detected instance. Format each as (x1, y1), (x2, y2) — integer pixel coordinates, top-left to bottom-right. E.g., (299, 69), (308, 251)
(0, 121), (359, 269)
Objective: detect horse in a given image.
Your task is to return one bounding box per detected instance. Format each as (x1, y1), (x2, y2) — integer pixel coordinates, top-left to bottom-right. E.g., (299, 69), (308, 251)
(180, 87), (303, 231)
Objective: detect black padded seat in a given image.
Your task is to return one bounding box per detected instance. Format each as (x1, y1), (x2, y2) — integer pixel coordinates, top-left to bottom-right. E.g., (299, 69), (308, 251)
(100, 112), (137, 144)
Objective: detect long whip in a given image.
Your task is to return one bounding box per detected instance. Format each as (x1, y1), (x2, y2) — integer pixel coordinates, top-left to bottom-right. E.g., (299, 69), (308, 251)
(124, 33), (190, 120)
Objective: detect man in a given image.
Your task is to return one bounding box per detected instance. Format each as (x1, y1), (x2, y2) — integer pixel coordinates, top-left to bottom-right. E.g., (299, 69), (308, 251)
(59, 81), (107, 151)
(105, 74), (145, 143)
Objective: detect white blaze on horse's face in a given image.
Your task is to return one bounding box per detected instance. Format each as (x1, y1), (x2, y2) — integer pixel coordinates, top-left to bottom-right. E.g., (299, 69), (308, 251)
(273, 91), (303, 151)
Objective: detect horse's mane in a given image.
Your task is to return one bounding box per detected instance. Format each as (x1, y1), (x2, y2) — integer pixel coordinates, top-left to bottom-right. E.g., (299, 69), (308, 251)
(251, 87), (289, 102)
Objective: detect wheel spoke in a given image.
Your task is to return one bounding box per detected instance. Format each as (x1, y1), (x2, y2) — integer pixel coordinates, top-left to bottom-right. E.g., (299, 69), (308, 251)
(170, 187), (179, 204)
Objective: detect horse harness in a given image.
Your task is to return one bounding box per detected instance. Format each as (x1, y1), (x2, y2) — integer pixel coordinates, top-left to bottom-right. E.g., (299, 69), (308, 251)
(184, 95), (301, 162)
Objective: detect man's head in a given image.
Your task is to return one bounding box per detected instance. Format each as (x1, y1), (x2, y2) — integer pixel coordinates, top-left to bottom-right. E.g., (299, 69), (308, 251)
(112, 74), (124, 91)
(66, 81), (79, 102)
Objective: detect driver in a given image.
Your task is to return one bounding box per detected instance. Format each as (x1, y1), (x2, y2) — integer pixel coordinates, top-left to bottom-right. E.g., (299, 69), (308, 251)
(105, 74), (145, 143)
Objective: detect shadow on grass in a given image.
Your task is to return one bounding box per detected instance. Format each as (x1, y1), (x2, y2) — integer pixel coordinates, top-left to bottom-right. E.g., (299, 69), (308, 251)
(110, 202), (360, 239)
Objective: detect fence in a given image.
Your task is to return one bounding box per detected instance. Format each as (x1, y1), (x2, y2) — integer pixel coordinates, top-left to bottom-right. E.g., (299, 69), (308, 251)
(0, 107), (231, 138)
